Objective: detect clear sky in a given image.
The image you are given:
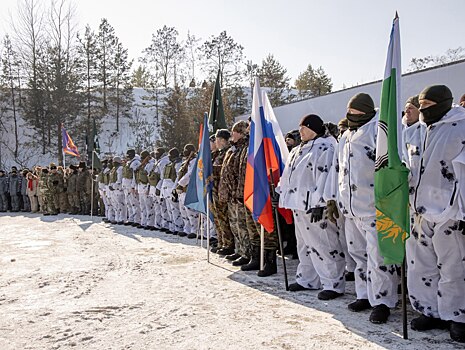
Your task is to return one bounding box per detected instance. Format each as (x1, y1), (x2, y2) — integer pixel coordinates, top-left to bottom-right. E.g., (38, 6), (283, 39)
(1, 0), (464, 90)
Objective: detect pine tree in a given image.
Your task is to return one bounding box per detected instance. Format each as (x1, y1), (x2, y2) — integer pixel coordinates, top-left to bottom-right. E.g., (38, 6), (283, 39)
(258, 54), (290, 106)
(77, 25), (100, 134)
(143, 26), (183, 89)
(295, 64), (332, 99)
(131, 65), (151, 88)
(159, 86), (196, 150)
(108, 39), (133, 132)
(0, 35), (21, 159)
(201, 31), (245, 88)
(96, 18), (117, 112)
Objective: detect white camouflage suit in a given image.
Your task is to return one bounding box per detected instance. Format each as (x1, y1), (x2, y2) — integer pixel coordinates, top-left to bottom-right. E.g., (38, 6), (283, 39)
(407, 106), (465, 323)
(109, 163), (124, 223)
(152, 155), (170, 230)
(138, 158), (155, 228)
(337, 114), (398, 308)
(122, 155), (141, 224)
(278, 136), (346, 293)
(161, 158), (183, 232)
(176, 157), (199, 235)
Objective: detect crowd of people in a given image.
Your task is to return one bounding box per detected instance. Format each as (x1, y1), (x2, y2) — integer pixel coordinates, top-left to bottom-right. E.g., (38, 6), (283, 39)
(1, 85), (465, 343)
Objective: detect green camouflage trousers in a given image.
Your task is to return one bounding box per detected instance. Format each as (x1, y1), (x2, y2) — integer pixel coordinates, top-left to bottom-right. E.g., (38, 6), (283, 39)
(245, 206), (278, 250)
(44, 192), (58, 214)
(68, 193), (80, 211)
(228, 202), (251, 257)
(214, 200), (234, 249)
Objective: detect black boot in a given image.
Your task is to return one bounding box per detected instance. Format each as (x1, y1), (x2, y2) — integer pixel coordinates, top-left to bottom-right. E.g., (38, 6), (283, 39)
(241, 245), (260, 271)
(450, 321), (465, 343)
(257, 249), (277, 277)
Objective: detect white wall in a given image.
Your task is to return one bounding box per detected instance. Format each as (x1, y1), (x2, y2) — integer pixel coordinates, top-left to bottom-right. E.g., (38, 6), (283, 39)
(238, 60), (465, 133)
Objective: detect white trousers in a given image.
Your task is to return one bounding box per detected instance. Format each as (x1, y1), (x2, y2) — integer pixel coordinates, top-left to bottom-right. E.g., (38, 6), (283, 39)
(294, 209), (346, 293)
(407, 215), (465, 322)
(345, 216), (398, 308)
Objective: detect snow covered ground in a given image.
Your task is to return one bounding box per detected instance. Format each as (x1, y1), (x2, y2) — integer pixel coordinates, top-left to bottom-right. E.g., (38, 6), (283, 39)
(0, 213), (461, 350)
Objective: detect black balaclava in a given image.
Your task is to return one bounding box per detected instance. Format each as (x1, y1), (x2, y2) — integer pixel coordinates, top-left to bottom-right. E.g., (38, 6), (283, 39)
(155, 147), (165, 160)
(346, 93), (376, 130)
(183, 144), (196, 157)
(419, 85), (453, 126)
(126, 149), (136, 160)
(168, 148), (180, 162)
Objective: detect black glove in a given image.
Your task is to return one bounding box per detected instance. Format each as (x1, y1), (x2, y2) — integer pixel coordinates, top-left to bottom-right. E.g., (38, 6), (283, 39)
(459, 220), (465, 232)
(63, 188), (67, 192)
(172, 190), (179, 202)
(108, 186), (114, 191)
(53, 180), (58, 185)
(308, 207), (324, 223)
(155, 189), (161, 196)
(271, 193), (279, 209)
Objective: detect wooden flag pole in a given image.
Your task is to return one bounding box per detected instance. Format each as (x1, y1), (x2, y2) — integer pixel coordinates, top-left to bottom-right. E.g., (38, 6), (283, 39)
(269, 169), (289, 291)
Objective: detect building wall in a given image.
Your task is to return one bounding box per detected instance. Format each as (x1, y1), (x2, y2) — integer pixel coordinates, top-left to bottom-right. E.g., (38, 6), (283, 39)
(238, 60), (465, 133)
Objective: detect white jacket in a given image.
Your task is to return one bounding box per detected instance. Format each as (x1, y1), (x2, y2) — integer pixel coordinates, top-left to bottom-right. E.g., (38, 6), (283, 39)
(278, 136), (335, 212)
(337, 115), (378, 218)
(402, 120), (425, 193)
(410, 106), (465, 222)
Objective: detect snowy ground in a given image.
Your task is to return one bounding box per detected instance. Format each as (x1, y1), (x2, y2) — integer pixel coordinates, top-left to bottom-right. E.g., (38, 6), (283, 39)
(0, 213), (461, 350)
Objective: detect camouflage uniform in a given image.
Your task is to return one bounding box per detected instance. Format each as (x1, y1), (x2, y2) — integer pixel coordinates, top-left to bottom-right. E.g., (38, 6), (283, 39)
(77, 169), (92, 215)
(219, 137), (248, 255)
(0, 172), (8, 211)
(66, 169), (79, 214)
(47, 171), (61, 214)
(57, 169), (69, 213)
(217, 145), (235, 250)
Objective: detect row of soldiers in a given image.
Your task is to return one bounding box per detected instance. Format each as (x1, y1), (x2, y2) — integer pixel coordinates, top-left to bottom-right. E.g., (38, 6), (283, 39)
(0, 162), (95, 215)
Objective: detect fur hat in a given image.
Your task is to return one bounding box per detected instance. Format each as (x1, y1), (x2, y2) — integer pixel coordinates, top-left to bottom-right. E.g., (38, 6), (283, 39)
(78, 161), (87, 169)
(232, 120), (248, 135)
(215, 129), (231, 141)
(406, 95), (420, 109)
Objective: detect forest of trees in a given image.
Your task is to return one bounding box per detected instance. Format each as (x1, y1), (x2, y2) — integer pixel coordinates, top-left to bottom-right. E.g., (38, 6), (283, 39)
(0, 0), (335, 165)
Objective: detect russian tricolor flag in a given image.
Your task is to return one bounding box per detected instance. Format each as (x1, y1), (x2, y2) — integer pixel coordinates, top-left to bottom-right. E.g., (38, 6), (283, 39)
(244, 78), (293, 233)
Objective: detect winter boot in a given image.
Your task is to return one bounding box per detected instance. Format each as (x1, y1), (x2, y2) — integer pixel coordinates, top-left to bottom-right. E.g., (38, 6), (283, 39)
(232, 256), (250, 266)
(257, 249), (277, 277)
(450, 321), (465, 343)
(411, 314), (449, 331)
(369, 304), (390, 324)
(241, 245), (260, 271)
(348, 299), (371, 312)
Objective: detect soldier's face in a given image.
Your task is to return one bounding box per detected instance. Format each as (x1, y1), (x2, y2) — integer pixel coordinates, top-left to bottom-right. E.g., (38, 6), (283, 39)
(404, 103), (420, 125)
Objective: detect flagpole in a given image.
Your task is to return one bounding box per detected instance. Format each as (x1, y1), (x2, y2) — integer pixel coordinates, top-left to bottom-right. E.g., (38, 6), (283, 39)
(63, 150), (66, 168)
(269, 169), (289, 291)
(207, 192), (210, 263)
(401, 258), (408, 339)
(200, 215), (204, 248)
(91, 149), (94, 219)
(260, 225), (265, 270)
